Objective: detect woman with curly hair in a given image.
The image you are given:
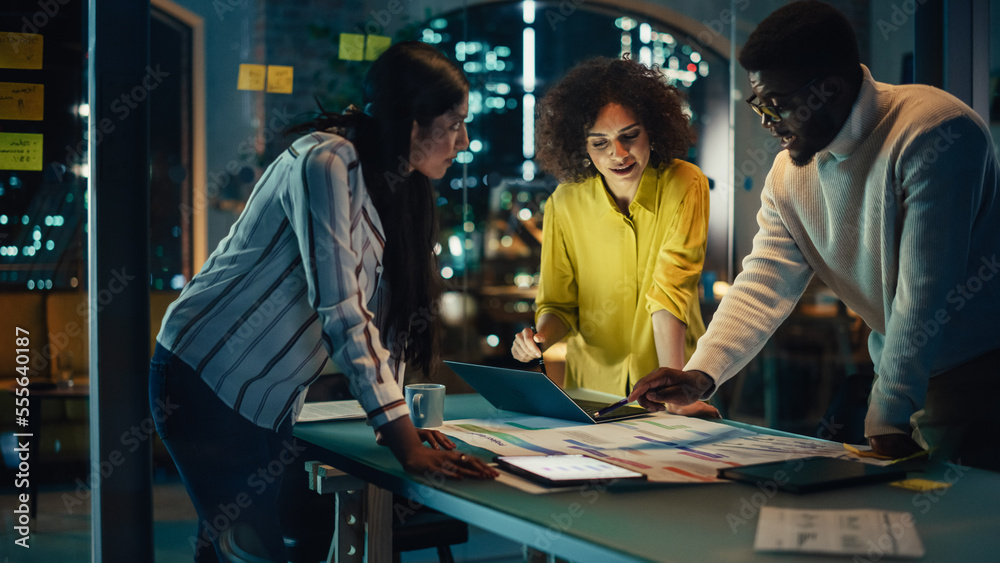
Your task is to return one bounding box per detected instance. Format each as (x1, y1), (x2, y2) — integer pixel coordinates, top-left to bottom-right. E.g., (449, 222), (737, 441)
(511, 56), (717, 417)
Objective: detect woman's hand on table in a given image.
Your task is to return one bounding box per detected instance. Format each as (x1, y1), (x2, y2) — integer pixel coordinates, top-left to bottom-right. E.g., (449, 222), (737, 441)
(375, 428), (456, 449)
(416, 428), (456, 450)
(379, 416), (498, 480)
(401, 448), (499, 480)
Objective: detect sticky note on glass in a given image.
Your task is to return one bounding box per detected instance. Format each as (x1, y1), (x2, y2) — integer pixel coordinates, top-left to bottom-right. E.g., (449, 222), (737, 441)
(0, 32), (43, 70)
(0, 132), (43, 171)
(266, 65), (294, 94)
(339, 33), (365, 61)
(0, 82), (44, 121)
(237, 64), (266, 91)
(364, 35), (391, 61)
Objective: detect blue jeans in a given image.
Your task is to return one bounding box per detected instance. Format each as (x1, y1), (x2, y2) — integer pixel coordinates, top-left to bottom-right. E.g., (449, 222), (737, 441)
(150, 344), (300, 562)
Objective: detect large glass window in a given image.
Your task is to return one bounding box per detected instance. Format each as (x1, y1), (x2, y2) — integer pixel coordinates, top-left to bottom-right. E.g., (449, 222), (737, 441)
(0, 0), (92, 544)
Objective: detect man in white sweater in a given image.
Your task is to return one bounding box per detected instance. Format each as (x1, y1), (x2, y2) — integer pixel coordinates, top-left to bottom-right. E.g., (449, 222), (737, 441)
(629, 1), (1000, 470)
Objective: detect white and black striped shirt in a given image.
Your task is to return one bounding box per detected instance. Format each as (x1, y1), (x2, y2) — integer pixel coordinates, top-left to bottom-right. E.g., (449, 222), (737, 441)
(157, 131), (407, 430)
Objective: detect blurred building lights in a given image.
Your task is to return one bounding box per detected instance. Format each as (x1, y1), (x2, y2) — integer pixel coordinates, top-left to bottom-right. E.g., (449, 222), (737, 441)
(640, 46), (651, 66)
(522, 160), (536, 181)
(523, 28), (535, 93)
(522, 93), (535, 158)
(449, 235), (463, 256)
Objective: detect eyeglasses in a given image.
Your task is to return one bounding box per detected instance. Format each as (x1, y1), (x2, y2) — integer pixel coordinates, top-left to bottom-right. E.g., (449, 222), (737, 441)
(745, 76), (823, 123)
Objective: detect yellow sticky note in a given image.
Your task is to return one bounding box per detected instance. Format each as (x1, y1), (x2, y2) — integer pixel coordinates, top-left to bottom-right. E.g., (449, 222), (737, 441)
(0, 82), (44, 121)
(266, 65), (294, 94)
(339, 33), (365, 61)
(364, 35), (391, 61)
(0, 33), (43, 70)
(237, 64), (266, 91)
(0, 132), (43, 171)
(890, 478), (952, 492)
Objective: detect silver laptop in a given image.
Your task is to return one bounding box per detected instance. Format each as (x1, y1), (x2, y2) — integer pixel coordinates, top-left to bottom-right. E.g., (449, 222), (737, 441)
(445, 361), (648, 424)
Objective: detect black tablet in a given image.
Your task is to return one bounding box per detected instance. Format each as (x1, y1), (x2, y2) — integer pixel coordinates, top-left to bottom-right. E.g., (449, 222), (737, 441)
(495, 455), (647, 487)
(717, 456), (906, 493)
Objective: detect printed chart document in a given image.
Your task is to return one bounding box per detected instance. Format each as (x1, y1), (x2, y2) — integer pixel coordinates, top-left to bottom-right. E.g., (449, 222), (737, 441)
(440, 412), (864, 483)
(297, 400), (366, 422)
(753, 507), (925, 558)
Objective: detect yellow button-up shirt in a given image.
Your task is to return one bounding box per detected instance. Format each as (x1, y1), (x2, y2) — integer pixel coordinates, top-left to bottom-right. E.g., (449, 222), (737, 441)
(536, 159), (709, 395)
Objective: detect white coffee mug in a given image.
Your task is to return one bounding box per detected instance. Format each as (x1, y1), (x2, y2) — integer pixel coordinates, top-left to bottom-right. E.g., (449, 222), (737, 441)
(405, 383), (445, 428)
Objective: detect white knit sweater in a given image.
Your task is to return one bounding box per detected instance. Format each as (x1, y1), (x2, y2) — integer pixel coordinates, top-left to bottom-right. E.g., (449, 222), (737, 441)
(688, 65), (1000, 437)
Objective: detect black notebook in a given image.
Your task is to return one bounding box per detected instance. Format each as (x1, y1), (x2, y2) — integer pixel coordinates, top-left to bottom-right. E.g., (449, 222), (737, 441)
(717, 456), (906, 493)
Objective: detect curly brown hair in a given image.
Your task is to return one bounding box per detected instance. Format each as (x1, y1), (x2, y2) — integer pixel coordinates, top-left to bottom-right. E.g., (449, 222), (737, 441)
(535, 57), (696, 183)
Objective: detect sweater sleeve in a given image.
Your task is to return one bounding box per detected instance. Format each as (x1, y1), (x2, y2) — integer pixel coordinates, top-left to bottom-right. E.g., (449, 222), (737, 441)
(685, 164), (814, 392)
(646, 169), (710, 325)
(284, 140), (407, 429)
(535, 193), (580, 335)
(865, 116), (990, 437)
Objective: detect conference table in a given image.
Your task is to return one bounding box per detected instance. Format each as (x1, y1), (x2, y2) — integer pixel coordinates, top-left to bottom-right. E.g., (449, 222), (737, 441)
(293, 393), (1000, 563)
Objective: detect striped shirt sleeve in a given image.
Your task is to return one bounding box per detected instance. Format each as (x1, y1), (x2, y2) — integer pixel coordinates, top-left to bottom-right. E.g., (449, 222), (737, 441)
(282, 137), (407, 428)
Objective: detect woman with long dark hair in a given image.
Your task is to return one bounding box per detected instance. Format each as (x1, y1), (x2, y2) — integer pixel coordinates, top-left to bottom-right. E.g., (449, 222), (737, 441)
(150, 41), (496, 562)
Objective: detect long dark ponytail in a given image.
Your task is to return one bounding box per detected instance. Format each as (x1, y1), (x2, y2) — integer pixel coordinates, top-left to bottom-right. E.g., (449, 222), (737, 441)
(287, 41), (468, 376)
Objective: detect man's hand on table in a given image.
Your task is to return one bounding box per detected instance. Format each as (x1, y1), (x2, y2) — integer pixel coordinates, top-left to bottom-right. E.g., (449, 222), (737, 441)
(666, 401), (721, 419)
(869, 433), (924, 459)
(627, 368), (715, 413)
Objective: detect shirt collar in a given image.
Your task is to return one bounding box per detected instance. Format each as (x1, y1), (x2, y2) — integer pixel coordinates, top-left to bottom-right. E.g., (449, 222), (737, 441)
(631, 163), (659, 214)
(595, 163), (659, 218)
(824, 64), (889, 160)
